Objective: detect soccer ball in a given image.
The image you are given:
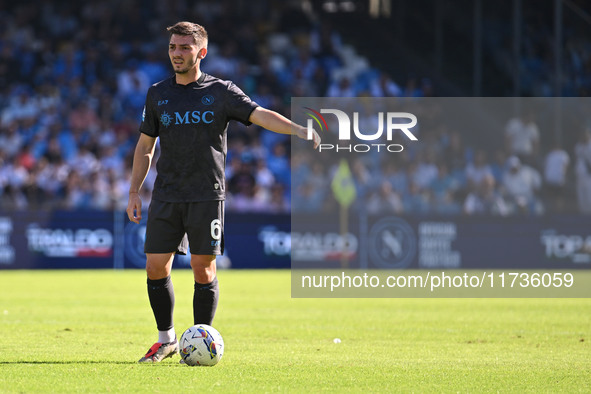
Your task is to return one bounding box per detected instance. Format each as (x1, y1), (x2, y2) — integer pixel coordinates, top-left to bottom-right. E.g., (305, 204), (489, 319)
(179, 324), (224, 366)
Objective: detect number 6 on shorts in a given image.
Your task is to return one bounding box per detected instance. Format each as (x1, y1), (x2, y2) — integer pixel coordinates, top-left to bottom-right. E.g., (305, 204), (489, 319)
(210, 219), (222, 240)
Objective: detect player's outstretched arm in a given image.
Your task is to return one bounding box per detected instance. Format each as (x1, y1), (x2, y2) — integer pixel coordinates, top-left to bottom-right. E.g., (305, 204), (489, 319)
(126, 133), (157, 224)
(249, 107), (321, 149)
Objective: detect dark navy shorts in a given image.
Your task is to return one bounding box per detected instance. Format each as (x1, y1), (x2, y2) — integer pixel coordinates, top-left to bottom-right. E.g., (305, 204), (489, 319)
(144, 199), (224, 255)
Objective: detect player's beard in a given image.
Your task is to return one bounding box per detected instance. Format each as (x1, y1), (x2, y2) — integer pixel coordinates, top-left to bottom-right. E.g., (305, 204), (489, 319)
(173, 56), (198, 74)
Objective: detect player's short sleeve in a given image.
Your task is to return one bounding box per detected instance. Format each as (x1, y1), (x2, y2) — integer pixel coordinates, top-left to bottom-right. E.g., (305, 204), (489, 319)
(139, 87), (159, 137)
(224, 82), (259, 126)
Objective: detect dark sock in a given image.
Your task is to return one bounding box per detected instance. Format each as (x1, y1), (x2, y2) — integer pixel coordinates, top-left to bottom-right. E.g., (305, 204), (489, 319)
(193, 277), (219, 325)
(147, 276), (175, 332)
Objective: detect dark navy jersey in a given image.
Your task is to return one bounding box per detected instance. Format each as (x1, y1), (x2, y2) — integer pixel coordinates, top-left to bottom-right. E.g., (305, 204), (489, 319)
(140, 73), (258, 202)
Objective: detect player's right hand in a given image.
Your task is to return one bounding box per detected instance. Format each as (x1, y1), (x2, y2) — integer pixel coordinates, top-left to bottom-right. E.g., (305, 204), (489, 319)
(126, 192), (142, 223)
(295, 126), (321, 149)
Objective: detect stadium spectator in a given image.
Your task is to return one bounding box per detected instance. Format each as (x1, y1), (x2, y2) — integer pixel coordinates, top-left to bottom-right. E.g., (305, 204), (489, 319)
(267, 183), (290, 214)
(254, 158), (276, 190)
(403, 76), (425, 97)
(291, 160), (328, 213)
(68, 100), (100, 134)
(16, 143), (36, 172)
(430, 162), (461, 203)
(351, 158), (374, 200)
(442, 130), (468, 180)
(382, 161), (409, 197)
(326, 76), (356, 97)
(369, 71), (403, 97)
(403, 181), (431, 214)
(69, 145), (99, 177)
(228, 159), (267, 213)
(574, 130), (591, 214)
(2, 87), (39, 125)
(463, 174), (509, 216)
(99, 145), (125, 172)
(501, 156), (543, 215)
(290, 47), (320, 82)
(490, 149), (508, 184)
(465, 149), (494, 189)
(0, 121), (25, 158)
(292, 181), (326, 213)
(89, 171), (113, 210)
(543, 142), (570, 212)
(411, 153), (439, 190)
(62, 170), (91, 210)
(366, 180), (404, 214)
(0, 184), (27, 211)
(266, 142), (291, 187)
(504, 110), (540, 167)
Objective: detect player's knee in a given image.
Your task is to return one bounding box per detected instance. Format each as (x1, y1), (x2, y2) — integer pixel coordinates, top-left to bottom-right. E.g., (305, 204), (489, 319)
(190, 255), (216, 283)
(190, 255), (215, 268)
(145, 254), (174, 280)
(146, 263), (165, 280)
(146, 265), (157, 279)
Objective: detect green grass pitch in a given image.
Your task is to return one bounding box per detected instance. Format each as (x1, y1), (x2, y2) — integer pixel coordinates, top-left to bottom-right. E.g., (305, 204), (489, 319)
(0, 269), (589, 392)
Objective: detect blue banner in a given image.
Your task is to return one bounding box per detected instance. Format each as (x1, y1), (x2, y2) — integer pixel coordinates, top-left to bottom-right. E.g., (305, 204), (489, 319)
(0, 211), (291, 270)
(0, 210), (588, 270)
(291, 214), (591, 270)
(0, 210), (115, 269)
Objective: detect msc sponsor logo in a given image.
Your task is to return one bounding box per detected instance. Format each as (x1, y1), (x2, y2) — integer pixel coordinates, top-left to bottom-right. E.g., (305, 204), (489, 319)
(160, 110), (215, 127)
(174, 110), (214, 125)
(160, 111), (172, 127)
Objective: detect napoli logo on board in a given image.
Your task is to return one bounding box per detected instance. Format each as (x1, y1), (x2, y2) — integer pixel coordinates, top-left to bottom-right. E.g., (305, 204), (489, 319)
(368, 217), (417, 269)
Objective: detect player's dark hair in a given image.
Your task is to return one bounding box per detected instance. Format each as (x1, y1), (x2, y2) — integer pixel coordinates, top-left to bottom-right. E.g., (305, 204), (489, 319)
(167, 21), (208, 46)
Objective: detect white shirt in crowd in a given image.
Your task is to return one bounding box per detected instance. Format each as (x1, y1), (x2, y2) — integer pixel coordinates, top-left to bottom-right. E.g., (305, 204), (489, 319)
(544, 148), (570, 186)
(503, 163), (542, 201)
(505, 116), (539, 156)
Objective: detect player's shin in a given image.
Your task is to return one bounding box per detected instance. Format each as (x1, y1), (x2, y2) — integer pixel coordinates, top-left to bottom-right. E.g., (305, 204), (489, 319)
(147, 276), (176, 342)
(193, 277), (219, 325)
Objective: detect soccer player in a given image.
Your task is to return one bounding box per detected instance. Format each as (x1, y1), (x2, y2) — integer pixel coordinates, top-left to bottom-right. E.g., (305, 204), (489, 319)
(126, 21), (320, 363)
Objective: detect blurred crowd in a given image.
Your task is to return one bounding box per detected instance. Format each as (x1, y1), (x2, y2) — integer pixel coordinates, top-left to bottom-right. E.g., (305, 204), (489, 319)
(0, 0), (589, 216)
(293, 104), (591, 216)
(0, 0), (428, 214)
(486, 0), (591, 97)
